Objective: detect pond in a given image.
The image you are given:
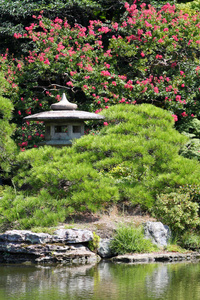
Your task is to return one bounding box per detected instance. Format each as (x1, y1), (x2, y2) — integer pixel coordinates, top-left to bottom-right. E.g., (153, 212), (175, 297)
(0, 261), (200, 300)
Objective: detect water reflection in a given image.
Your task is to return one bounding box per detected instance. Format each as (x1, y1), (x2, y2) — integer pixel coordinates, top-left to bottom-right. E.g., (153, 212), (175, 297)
(145, 265), (170, 299)
(0, 261), (200, 300)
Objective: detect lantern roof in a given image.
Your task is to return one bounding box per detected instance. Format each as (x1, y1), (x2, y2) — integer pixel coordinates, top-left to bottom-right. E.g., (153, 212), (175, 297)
(24, 93), (104, 121)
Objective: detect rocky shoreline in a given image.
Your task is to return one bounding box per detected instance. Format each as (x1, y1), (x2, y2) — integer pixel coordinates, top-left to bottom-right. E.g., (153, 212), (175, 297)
(0, 227), (200, 265)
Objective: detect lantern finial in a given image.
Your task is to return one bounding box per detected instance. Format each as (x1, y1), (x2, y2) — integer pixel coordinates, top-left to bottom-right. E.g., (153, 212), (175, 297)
(51, 93), (77, 110)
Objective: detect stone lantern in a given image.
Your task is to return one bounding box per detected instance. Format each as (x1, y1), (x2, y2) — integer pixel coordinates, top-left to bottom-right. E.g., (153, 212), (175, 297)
(24, 93), (104, 146)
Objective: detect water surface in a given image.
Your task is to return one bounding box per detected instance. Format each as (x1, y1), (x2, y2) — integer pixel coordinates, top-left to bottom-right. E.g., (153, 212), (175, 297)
(0, 261), (200, 300)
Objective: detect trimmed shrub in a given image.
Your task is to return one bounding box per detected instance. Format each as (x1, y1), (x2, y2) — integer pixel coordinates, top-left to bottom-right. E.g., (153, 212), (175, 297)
(1, 104), (200, 229)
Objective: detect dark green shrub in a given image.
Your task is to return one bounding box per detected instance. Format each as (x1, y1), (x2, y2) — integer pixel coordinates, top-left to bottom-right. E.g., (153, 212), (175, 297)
(110, 225), (158, 254)
(181, 231), (200, 250)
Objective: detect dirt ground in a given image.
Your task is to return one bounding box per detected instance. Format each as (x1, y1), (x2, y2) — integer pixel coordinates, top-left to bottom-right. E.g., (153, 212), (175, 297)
(61, 205), (156, 238)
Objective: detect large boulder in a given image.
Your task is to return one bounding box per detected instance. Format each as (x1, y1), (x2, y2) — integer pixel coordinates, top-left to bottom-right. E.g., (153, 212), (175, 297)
(97, 239), (114, 258)
(0, 229), (98, 264)
(143, 222), (171, 247)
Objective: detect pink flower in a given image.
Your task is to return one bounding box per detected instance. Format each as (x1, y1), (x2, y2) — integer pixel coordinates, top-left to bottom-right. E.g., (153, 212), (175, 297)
(112, 81), (117, 86)
(55, 95), (61, 101)
(18, 110), (21, 115)
(17, 63), (22, 70)
(44, 59), (50, 65)
(13, 33), (22, 39)
(104, 122), (108, 126)
(141, 52), (145, 57)
(154, 87), (159, 93)
(181, 112), (188, 117)
(146, 31), (152, 37)
(101, 70), (111, 76)
(180, 71), (184, 75)
(66, 81), (73, 87)
(172, 114), (178, 122)
(176, 95), (181, 102)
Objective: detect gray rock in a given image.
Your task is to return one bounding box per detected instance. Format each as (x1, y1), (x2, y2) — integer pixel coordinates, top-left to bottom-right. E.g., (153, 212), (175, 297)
(0, 230), (52, 244)
(0, 229), (97, 265)
(97, 239), (114, 258)
(24, 232), (52, 244)
(143, 221), (171, 247)
(53, 229), (93, 243)
(0, 230), (28, 242)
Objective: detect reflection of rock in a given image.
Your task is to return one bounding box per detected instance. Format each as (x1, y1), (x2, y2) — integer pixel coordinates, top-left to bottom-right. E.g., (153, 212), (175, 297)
(0, 230), (99, 265)
(144, 222), (171, 247)
(145, 265), (170, 298)
(0, 264), (97, 298)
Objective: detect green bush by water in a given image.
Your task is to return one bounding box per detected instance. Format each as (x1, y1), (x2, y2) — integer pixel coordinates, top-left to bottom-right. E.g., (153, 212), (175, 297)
(110, 225), (158, 255)
(153, 190), (200, 234)
(1, 104), (200, 229)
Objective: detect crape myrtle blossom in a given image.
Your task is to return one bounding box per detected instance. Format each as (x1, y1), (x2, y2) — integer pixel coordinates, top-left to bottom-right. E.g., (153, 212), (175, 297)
(0, 2), (199, 149)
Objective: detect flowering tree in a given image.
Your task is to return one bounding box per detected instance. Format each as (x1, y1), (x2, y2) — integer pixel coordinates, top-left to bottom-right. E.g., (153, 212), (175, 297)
(0, 2), (199, 149)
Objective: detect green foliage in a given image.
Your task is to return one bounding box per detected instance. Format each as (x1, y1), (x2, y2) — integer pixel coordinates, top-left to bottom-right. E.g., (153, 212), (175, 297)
(179, 139), (200, 160)
(31, 226), (57, 234)
(88, 232), (100, 252)
(176, 118), (200, 160)
(164, 244), (186, 253)
(176, 0), (200, 14)
(1, 104), (200, 229)
(181, 231), (200, 250)
(153, 191), (200, 233)
(0, 72), (17, 173)
(110, 224), (158, 254)
(0, 186), (3, 197)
